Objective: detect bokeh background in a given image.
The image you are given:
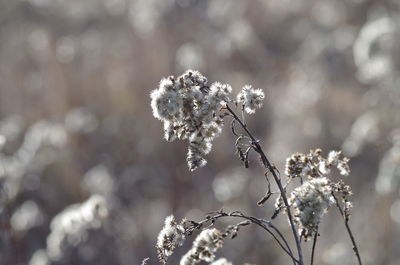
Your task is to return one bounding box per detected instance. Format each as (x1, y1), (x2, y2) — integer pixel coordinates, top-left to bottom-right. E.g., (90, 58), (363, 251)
(0, 0), (399, 264)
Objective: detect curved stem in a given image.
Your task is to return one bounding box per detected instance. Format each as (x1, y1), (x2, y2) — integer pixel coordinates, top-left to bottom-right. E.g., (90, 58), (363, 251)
(259, 218), (296, 264)
(188, 211), (299, 264)
(226, 105), (304, 265)
(311, 226), (318, 265)
(332, 193), (363, 265)
(230, 213), (298, 265)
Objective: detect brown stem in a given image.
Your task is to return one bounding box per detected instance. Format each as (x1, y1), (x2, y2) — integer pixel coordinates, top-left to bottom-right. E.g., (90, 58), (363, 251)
(188, 211), (299, 264)
(311, 226), (318, 265)
(332, 193), (363, 265)
(259, 218), (296, 265)
(226, 105), (304, 265)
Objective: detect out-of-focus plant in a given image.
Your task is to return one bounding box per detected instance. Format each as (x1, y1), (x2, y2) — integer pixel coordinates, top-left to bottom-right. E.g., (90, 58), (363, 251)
(151, 70), (362, 265)
(29, 195), (108, 265)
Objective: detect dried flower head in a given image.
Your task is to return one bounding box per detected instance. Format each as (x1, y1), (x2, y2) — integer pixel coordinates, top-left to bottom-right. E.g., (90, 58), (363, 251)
(180, 228), (223, 265)
(156, 215), (186, 263)
(289, 177), (334, 240)
(236, 85), (265, 114)
(333, 180), (354, 220)
(46, 195), (108, 260)
(285, 149), (322, 179)
(322, 150), (351, 176)
(285, 149), (350, 179)
(150, 70), (232, 171)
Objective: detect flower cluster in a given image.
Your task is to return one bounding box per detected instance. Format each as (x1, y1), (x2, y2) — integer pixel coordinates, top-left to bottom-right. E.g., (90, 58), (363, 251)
(46, 195), (108, 260)
(180, 228), (223, 265)
(150, 70), (231, 171)
(283, 149), (352, 240)
(151, 70), (265, 171)
(285, 150), (321, 179)
(156, 215), (186, 263)
(28, 195), (108, 264)
(289, 177), (334, 240)
(319, 151), (351, 176)
(333, 180), (354, 220)
(236, 85), (265, 114)
(285, 149), (350, 179)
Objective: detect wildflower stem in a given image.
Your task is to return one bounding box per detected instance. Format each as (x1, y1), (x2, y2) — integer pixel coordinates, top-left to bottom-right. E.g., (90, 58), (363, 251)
(332, 193), (363, 265)
(188, 211), (299, 264)
(310, 226), (318, 265)
(226, 104), (304, 265)
(229, 213), (298, 265)
(258, 218), (296, 265)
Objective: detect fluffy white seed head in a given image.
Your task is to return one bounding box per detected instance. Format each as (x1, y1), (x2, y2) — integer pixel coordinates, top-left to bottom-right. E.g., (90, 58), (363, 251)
(285, 149), (350, 179)
(180, 69), (208, 88)
(151, 70), (265, 171)
(46, 195), (108, 260)
(180, 228), (223, 265)
(318, 160), (331, 175)
(324, 150), (351, 176)
(150, 88), (183, 122)
(327, 150), (341, 164)
(289, 177), (334, 240)
(150, 70), (232, 171)
(236, 85), (265, 114)
(337, 160), (350, 176)
(285, 152), (319, 179)
(156, 215), (186, 263)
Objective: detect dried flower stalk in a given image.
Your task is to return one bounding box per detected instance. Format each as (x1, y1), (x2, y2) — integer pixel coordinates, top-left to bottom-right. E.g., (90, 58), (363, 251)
(151, 70), (362, 265)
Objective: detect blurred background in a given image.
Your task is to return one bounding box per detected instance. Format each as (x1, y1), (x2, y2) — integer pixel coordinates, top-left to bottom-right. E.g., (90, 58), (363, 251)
(0, 0), (399, 264)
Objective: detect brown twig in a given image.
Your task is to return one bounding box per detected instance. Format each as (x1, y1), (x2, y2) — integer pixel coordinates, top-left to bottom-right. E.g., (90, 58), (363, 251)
(310, 226), (318, 265)
(187, 211), (299, 264)
(332, 193), (363, 265)
(226, 104), (304, 265)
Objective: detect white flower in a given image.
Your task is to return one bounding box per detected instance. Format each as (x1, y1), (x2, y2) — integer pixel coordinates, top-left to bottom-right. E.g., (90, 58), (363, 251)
(180, 69), (208, 88)
(285, 149), (350, 179)
(327, 150), (341, 164)
(156, 215), (186, 263)
(209, 82), (232, 104)
(236, 85), (265, 114)
(337, 159), (350, 176)
(284, 152), (319, 179)
(150, 70), (231, 171)
(289, 177), (334, 240)
(46, 195), (108, 260)
(150, 88), (182, 121)
(326, 150), (350, 176)
(180, 228), (223, 265)
(151, 70), (265, 170)
(318, 160), (331, 175)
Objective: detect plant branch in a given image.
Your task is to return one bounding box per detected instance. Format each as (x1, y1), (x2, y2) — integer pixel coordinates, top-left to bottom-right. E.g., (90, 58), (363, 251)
(229, 213), (297, 265)
(332, 193), (363, 265)
(310, 226), (318, 265)
(226, 104), (304, 265)
(258, 218), (295, 264)
(187, 211), (299, 264)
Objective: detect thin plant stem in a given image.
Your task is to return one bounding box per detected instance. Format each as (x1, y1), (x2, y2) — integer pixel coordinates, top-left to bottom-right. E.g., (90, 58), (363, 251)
(332, 193), (363, 265)
(259, 218), (296, 264)
(226, 104), (304, 265)
(229, 213), (298, 265)
(188, 211), (299, 264)
(311, 226), (318, 265)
